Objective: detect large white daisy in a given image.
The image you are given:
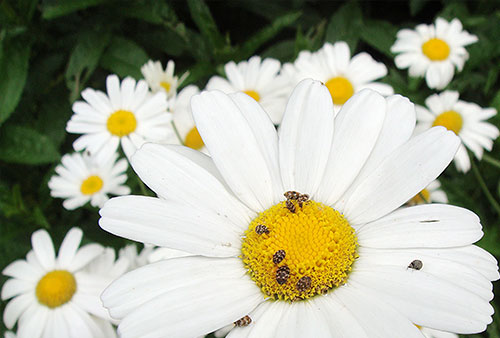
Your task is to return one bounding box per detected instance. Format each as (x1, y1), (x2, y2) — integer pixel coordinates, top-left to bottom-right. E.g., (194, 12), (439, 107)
(415, 91), (499, 173)
(391, 17), (478, 90)
(48, 152), (130, 210)
(206, 56), (291, 124)
(283, 41), (394, 114)
(1, 228), (115, 338)
(141, 60), (189, 98)
(99, 80), (498, 338)
(66, 74), (172, 161)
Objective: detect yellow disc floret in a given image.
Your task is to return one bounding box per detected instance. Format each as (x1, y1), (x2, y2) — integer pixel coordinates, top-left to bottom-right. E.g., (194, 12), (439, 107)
(432, 110), (463, 135)
(241, 197), (357, 301)
(243, 90), (261, 102)
(80, 175), (104, 195)
(325, 77), (355, 105)
(422, 38), (450, 61)
(184, 127), (205, 150)
(408, 188), (431, 205)
(160, 81), (171, 93)
(107, 110), (137, 137)
(36, 270), (77, 308)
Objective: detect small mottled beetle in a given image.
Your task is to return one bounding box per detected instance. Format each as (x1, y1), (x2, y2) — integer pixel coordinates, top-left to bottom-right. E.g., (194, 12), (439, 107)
(273, 250), (286, 264)
(276, 266), (291, 285)
(408, 259), (423, 270)
(284, 191), (301, 200)
(296, 194), (309, 208)
(296, 276), (312, 291)
(234, 315), (252, 327)
(255, 224), (269, 235)
(285, 199), (296, 213)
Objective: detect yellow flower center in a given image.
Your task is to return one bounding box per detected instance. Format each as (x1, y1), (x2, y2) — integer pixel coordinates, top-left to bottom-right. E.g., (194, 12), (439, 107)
(106, 110), (137, 137)
(243, 90), (261, 102)
(325, 77), (354, 105)
(432, 110), (463, 135)
(422, 38), (450, 61)
(241, 196), (358, 301)
(408, 188), (431, 205)
(36, 270), (77, 308)
(160, 81), (171, 93)
(80, 175), (104, 195)
(184, 127), (205, 150)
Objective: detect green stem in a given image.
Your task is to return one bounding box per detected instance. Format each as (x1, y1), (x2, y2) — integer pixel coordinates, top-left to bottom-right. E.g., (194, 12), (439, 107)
(482, 153), (500, 170)
(471, 159), (500, 216)
(171, 121), (185, 146)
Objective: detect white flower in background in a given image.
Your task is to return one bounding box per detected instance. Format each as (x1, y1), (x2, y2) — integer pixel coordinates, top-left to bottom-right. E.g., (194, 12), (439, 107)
(420, 326), (458, 338)
(141, 60), (189, 98)
(119, 244), (155, 270)
(166, 85), (208, 152)
(66, 74), (172, 161)
(391, 17), (478, 90)
(206, 56), (291, 124)
(415, 91), (499, 173)
(407, 179), (448, 206)
(1, 228), (116, 338)
(99, 80), (498, 337)
(283, 41), (393, 114)
(4, 332), (16, 338)
(147, 247), (195, 264)
(48, 152), (130, 210)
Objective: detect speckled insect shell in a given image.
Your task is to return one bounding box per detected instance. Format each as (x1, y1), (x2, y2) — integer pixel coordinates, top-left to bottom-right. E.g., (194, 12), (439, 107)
(273, 250), (286, 264)
(408, 259), (423, 270)
(276, 265), (291, 285)
(285, 200), (296, 213)
(296, 276), (312, 291)
(255, 224), (270, 235)
(234, 315), (252, 327)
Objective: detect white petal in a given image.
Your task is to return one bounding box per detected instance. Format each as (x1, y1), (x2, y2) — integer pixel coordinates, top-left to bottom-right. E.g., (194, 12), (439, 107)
(2, 260), (43, 283)
(106, 75), (122, 110)
(3, 293), (34, 329)
(191, 90), (282, 212)
(1, 279), (33, 300)
(69, 244), (104, 272)
(17, 304), (48, 338)
(316, 89), (386, 205)
(343, 127), (460, 224)
(100, 196), (242, 257)
(226, 301), (287, 338)
(31, 230), (56, 270)
(278, 79), (335, 196)
(357, 204), (483, 248)
(57, 228), (83, 269)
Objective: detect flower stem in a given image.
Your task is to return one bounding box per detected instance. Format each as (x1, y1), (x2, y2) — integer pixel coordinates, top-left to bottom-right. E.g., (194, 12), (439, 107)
(171, 121), (185, 146)
(482, 154), (500, 170)
(471, 159), (500, 216)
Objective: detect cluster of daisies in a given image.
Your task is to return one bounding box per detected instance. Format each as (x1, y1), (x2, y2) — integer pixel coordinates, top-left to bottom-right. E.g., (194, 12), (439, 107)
(2, 17), (499, 338)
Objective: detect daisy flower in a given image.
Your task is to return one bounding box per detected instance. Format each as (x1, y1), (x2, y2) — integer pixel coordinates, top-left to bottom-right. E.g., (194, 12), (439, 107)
(119, 244), (155, 270)
(391, 17), (478, 90)
(141, 60), (189, 98)
(420, 327), (458, 338)
(206, 56), (291, 124)
(407, 179), (447, 206)
(415, 91), (499, 173)
(283, 41), (393, 114)
(66, 74), (172, 161)
(1, 228), (116, 338)
(48, 152), (130, 210)
(99, 80), (498, 337)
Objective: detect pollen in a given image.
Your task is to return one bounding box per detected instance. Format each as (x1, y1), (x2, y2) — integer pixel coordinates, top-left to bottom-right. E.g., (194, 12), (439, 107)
(107, 110), (137, 137)
(80, 175), (104, 195)
(36, 270), (77, 308)
(160, 81), (171, 93)
(184, 126), (205, 150)
(241, 198), (358, 301)
(243, 90), (261, 102)
(325, 77), (354, 105)
(408, 188), (431, 205)
(432, 110), (463, 135)
(422, 38), (450, 61)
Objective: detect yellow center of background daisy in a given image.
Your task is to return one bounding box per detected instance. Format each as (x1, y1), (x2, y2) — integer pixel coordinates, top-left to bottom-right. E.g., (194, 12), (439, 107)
(325, 77), (354, 105)
(36, 270), (77, 308)
(241, 198), (357, 301)
(432, 110), (463, 135)
(107, 110), (137, 137)
(243, 90), (261, 102)
(409, 188), (431, 205)
(160, 81), (171, 92)
(422, 38), (450, 61)
(184, 127), (205, 150)
(80, 175), (104, 195)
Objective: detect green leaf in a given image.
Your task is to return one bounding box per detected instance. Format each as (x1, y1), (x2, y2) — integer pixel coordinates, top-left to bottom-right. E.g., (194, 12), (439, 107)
(0, 40), (31, 126)
(119, 0), (177, 25)
(187, 0), (225, 51)
(325, 1), (363, 51)
(65, 29), (111, 102)
(409, 0), (429, 17)
(0, 124), (60, 165)
(41, 0), (107, 19)
(360, 20), (398, 58)
(100, 37), (149, 80)
(261, 39), (296, 61)
(237, 11), (301, 60)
